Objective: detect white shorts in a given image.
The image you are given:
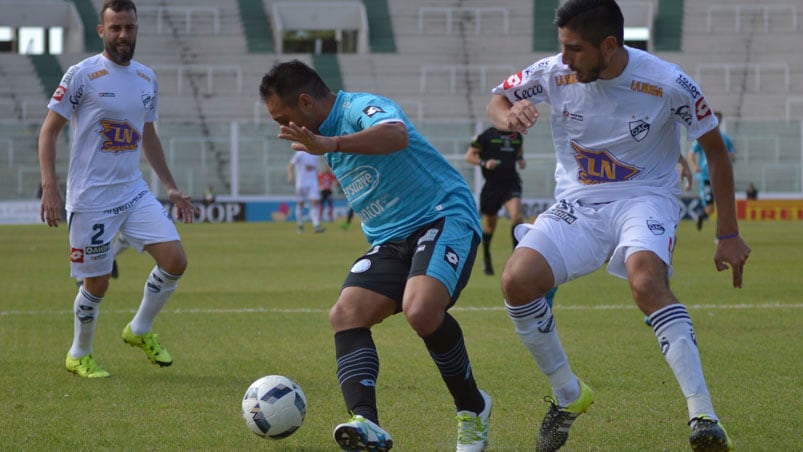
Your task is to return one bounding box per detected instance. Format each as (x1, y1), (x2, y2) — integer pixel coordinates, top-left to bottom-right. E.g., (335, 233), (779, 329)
(295, 182), (321, 202)
(67, 190), (180, 278)
(515, 196), (680, 284)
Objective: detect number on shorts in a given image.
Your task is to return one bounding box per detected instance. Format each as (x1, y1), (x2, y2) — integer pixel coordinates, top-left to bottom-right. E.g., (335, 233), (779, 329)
(91, 223), (105, 245)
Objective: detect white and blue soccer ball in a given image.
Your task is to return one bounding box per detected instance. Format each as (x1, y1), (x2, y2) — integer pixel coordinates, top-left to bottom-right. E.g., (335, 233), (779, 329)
(242, 375), (307, 439)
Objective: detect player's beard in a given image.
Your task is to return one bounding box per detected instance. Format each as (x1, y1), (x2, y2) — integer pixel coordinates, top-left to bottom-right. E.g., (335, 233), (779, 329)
(105, 39), (136, 65)
(575, 53), (606, 83)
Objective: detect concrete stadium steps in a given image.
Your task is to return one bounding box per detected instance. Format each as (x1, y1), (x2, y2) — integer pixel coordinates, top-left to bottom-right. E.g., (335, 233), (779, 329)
(0, 54), (49, 123)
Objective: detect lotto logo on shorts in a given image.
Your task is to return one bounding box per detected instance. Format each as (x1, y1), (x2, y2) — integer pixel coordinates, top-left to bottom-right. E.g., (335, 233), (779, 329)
(443, 246), (459, 271)
(70, 247), (84, 263)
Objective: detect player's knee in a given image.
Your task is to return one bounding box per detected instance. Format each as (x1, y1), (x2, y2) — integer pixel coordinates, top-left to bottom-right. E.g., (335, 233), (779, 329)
(83, 276), (110, 297)
(403, 302), (442, 337)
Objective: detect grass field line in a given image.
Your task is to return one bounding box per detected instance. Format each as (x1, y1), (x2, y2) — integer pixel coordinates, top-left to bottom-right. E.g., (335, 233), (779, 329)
(2, 302), (801, 317)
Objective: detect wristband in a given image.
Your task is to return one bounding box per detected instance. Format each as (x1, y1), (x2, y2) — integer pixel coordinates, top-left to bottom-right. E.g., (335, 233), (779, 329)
(480, 159), (487, 168)
(716, 232), (739, 240)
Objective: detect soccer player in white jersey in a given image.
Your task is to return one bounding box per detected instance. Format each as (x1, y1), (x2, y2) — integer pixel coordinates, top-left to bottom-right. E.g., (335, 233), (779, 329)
(288, 150), (325, 233)
(38, 0), (197, 378)
(486, 1), (750, 451)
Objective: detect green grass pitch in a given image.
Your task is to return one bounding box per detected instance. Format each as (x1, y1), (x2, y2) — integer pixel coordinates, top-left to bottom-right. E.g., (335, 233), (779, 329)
(1, 219), (800, 450)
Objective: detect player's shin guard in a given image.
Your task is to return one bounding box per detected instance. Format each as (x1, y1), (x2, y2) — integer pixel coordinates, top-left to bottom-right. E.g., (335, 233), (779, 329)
(424, 313), (484, 413)
(130, 266), (180, 335)
(70, 286), (103, 357)
(506, 298), (579, 406)
(335, 328), (380, 424)
(649, 304), (717, 421)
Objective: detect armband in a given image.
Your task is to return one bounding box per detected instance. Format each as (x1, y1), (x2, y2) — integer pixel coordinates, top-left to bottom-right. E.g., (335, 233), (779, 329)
(716, 232), (739, 240)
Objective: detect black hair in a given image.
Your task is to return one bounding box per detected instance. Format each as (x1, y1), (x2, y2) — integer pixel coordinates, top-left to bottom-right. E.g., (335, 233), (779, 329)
(554, 0), (624, 47)
(258, 60), (331, 106)
(100, 0), (137, 22)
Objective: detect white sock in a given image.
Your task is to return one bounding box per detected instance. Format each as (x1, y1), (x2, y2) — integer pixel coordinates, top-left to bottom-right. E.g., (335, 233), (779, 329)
(310, 205), (321, 227)
(506, 298), (579, 406)
(649, 304), (717, 422)
(296, 204), (304, 227)
(130, 266), (180, 336)
(69, 287), (103, 358)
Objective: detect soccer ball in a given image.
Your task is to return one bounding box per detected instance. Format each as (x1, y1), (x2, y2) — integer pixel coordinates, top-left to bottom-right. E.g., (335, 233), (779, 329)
(241, 375), (307, 439)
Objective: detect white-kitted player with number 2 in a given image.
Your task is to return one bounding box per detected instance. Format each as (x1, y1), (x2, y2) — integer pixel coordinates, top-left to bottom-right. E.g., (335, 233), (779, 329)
(38, 0), (197, 378)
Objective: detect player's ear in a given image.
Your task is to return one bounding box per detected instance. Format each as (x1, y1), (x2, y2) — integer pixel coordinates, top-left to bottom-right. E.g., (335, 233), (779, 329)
(298, 93), (314, 111)
(97, 23), (104, 38)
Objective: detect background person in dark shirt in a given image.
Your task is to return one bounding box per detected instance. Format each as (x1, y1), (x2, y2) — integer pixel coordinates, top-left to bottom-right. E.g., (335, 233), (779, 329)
(465, 126), (526, 275)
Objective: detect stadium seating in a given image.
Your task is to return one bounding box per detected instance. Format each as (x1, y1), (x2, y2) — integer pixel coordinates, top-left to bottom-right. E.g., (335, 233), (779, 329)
(2, 0), (802, 200)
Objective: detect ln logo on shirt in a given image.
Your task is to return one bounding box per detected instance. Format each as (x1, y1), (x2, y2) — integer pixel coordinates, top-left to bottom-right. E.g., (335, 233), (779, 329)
(99, 119), (141, 153)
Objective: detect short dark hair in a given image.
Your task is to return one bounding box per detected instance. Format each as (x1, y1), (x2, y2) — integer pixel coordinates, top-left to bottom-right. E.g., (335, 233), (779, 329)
(554, 0), (624, 47)
(259, 60), (331, 106)
(100, 0), (137, 22)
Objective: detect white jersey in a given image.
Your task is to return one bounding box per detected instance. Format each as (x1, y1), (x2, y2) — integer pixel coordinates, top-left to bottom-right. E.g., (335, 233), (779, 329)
(48, 53), (158, 212)
(290, 151), (320, 191)
(492, 46), (718, 204)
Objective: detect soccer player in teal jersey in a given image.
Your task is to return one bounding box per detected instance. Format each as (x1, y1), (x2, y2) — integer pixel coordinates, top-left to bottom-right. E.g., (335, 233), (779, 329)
(259, 60), (491, 452)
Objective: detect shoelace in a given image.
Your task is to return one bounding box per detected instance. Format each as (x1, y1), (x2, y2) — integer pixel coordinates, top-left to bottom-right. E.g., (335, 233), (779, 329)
(456, 413), (484, 443)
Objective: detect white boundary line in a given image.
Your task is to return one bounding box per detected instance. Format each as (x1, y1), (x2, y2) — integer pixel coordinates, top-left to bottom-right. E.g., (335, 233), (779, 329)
(1, 302), (801, 317)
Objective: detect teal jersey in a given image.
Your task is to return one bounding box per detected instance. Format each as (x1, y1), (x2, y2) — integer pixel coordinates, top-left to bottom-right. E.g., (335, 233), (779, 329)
(691, 131), (734, 181)
(319, 91), (481, 245)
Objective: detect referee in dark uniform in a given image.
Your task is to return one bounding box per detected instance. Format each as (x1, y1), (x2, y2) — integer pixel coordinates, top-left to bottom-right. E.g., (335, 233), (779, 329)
(465, 126), (526, 275)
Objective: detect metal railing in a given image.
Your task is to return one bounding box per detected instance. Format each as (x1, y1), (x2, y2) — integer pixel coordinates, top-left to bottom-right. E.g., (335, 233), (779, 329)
(417, 6), (510, 34)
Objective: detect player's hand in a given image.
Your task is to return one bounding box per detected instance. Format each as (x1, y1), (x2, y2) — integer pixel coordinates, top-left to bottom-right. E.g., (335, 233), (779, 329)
(168, 189), (199, 223)
(713, 236), (750, 288)
(40, 185), (63, 227)
(680, 165), (692, 191)
(505, 100), (539, 134)
(278, 122), (332, 155)
(486, 159), (502, 170)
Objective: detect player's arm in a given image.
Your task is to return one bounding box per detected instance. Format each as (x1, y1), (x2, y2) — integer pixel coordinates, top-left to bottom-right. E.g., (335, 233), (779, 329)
(38, 110), (68, 227)
(287, 161), (295, 184)
(279, 121), (408, 156)
(487, 94), (539, 134)
(141, 122), (197, 223)
(464, 143), (483, 166)
(677, 154), (692, 191)
(697, 128), (751, 287)
(687, 146), (701, 173)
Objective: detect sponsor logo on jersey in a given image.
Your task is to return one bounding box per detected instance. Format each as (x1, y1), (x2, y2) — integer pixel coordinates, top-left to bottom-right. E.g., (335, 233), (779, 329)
(70, 247), (84, 263)
(340, 166), (379, 201)
(513, 82), (543, 101)
(69, 84), (84, 110)
(443, 246), (459, 271)
(98, 92), (115, 97)
(88, 69), (109, 80)
(555, 73), (578, 86)
(629, 120), (650, 142)
(562, 108), (584, 122)
(136, 70), (151, 82)
(572, 142), (641, 184)
(99, 119), (141, 153)
(61, 66), (78, 86)
(362, 105), (385, 117)
(695, 97), (712, 120)
(671, 104), (693, 126)
(52, 84), (67, 101)
(675, 74), (701, 99)
(630, 80), (663, 97)
(503, 71), (524, 89)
